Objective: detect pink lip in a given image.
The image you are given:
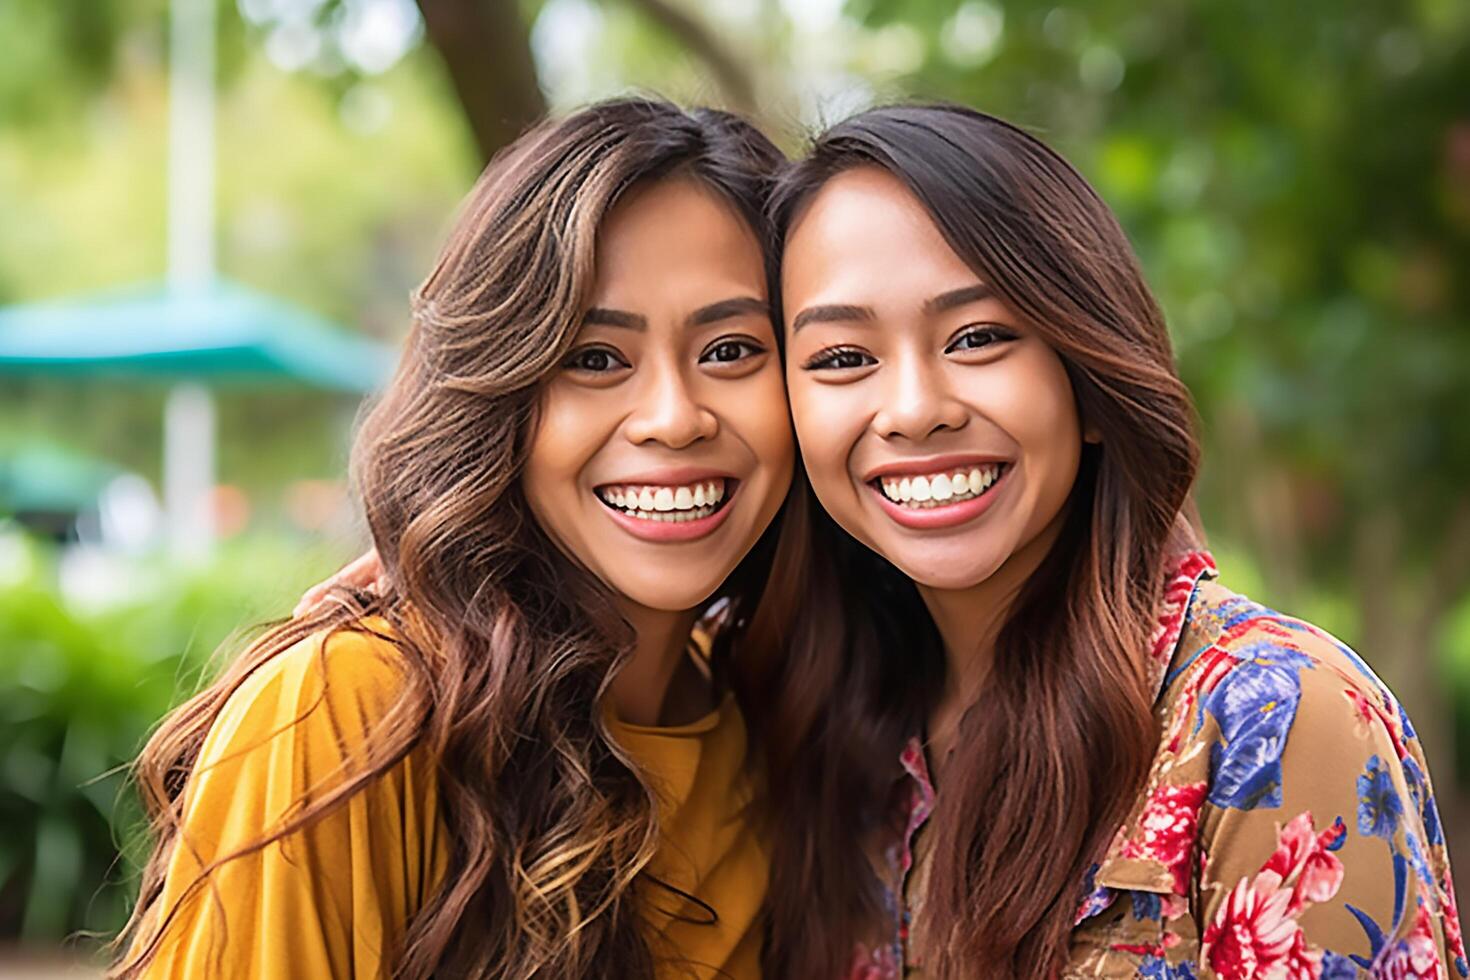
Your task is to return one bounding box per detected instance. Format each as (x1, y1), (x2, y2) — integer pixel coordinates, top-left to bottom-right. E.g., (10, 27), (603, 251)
(598, 481), (740, 543)
(866, 464), (1011, 530)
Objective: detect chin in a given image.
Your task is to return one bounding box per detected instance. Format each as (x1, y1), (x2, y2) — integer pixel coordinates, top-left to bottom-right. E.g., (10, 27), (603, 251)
(608, 573), (724, 614)
(885, 542), (1009, 593)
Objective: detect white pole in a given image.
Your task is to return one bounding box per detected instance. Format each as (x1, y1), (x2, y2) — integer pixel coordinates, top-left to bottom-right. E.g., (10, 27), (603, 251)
(164, 0), (217, 558)
(167, 0), (215, 290)
(164, 383), (216, 561)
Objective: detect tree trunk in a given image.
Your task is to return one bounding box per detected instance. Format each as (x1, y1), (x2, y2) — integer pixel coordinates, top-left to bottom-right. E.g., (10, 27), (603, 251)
(415, 0), (548, 164)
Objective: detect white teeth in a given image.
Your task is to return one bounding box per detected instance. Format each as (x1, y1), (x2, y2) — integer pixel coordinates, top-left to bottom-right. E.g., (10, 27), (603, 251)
(597, 478), (729, 518)
(876, 464), (1006, 508)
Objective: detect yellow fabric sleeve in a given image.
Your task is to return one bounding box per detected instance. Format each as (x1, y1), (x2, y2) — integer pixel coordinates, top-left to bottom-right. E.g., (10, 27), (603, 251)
(136, 626), (446, 979)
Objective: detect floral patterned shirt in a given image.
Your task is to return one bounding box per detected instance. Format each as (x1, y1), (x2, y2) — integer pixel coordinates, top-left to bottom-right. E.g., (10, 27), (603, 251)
(857, 551), (1467, 979)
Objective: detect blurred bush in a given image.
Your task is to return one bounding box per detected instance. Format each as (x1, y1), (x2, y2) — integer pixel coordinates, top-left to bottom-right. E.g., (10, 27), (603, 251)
(0, 533), (346, 947)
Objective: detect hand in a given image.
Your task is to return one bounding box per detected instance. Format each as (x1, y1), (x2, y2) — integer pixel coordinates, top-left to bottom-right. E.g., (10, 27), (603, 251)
(294, 549), (384, 618)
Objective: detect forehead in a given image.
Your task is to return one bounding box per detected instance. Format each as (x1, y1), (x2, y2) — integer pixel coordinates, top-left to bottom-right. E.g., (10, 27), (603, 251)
(592, 176), (766, 301)
(780, 166), (978, 309)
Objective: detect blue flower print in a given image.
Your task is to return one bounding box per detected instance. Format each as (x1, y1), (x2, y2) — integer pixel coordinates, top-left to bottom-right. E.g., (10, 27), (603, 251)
(1405, 832), (1435, 893)
(1357, 754), (1404, 840)
(1204, 641), (1313, 809)
(1319, 951), (1357, 979)
(1139, 955), (1196, 979)
(1403, 755), (1446, 847)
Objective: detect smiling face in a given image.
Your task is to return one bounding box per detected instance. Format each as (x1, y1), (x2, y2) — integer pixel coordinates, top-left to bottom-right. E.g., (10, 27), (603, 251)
(522, 176), (794, 612)
(782, 167), (1084, 593)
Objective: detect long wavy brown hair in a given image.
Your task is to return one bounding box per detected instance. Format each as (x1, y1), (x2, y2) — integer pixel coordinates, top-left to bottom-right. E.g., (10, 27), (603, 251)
(112, 98), (789, 980)
(747, 103), (1203, 978)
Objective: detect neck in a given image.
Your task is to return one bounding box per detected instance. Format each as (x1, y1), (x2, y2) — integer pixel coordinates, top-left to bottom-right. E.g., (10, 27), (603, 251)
(608, 599), (704, 726)
(917, 512), (1067, 766)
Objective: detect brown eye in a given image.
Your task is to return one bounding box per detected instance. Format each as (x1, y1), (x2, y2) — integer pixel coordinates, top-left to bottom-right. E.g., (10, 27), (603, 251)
(803, 346), (876, 371)
(944, 325), (1015, 354)
(564, 346), (628, 373)
(699, 337), (766, 366)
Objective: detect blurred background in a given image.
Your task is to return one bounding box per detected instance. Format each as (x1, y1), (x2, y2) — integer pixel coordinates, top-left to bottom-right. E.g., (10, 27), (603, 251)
(1, 0), (1467, 971)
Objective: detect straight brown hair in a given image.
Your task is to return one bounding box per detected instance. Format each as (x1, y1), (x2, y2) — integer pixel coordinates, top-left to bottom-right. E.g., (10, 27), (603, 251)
(749, 103), (1202, 978)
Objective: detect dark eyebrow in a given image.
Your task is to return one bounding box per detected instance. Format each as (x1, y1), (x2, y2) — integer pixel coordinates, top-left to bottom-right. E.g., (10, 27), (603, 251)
(583, 307), (647, 330)
(923, 284), (995, 316)
(582, 297), (769, 331)
(687, 296), (771, 327)
(790, 303), (877, 332)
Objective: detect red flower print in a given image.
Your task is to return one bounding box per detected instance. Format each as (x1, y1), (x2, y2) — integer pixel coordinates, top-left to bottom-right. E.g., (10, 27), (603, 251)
(1281, 928), (1325, 980)
(1201, 875), (1310, 979)
(1442, 869), (1466, 966)
(1202, 812), (1347, 979)
(1370, 904), (1442, 980)
(1121, 781), (1209, 894)
(1338, 682), (1410, 761)
(1260, 811), (1346, 915)
(1345, 688), (1377, 727)
(1164, 687), (1199, 754)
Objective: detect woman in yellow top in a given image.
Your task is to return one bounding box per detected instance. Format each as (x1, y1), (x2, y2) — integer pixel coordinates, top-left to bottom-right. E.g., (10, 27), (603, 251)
(112, 98), (799, 980)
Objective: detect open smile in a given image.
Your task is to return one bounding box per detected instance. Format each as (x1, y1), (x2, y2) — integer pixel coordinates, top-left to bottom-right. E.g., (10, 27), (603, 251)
(863, 458), (1012, 530)
(594, 475), (740, 541)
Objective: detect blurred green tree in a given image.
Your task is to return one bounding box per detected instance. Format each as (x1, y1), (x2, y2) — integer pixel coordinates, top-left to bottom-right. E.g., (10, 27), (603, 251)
(844, 0), (1470, 806)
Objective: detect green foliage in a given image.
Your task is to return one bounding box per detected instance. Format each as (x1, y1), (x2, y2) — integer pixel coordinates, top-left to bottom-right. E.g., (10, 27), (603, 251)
(0, 534), (347, 944)
(847, 0), (1470, 592)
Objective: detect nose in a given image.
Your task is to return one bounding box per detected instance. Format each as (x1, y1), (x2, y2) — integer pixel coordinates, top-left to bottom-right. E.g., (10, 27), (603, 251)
(871, 350), (967, 441)
(623, 359), (719, 449)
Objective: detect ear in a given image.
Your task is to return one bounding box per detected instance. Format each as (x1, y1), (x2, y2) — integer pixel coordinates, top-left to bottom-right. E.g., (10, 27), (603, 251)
(1083, 426), (1103, 445)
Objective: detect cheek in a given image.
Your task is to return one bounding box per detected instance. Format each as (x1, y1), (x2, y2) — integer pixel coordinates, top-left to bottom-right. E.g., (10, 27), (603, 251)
(722, 366), (795, 470)
(522, 387), (614, 536)
(1001, 349), (1082, 502)
(787, 375), (868, 501)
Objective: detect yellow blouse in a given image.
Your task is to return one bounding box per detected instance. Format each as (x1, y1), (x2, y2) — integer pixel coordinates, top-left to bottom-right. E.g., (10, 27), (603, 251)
(135, 621), (767, 979)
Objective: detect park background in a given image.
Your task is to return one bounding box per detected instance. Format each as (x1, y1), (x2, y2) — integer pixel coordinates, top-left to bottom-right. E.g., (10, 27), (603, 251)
(2, 0), (1468, 971)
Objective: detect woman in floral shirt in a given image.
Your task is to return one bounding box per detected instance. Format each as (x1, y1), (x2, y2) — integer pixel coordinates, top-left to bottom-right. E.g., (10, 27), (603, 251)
(752, 103), (1464, 978)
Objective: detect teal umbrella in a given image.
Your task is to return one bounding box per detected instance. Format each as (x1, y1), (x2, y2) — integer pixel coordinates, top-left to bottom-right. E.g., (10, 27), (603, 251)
(0, 279), (398, 557)
(0, 443), (121, 515)
(0, 279), (394, 392)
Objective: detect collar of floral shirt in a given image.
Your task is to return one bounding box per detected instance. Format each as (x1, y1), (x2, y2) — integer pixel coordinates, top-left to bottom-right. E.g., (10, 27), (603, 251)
(896, 549), (1221, 925)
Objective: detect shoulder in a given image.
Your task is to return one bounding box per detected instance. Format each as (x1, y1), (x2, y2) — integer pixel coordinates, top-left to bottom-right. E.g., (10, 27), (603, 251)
(1165, 579), (1418, 810)
(1179, 579), (1407, 735)
(200, 618), (417, 774)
